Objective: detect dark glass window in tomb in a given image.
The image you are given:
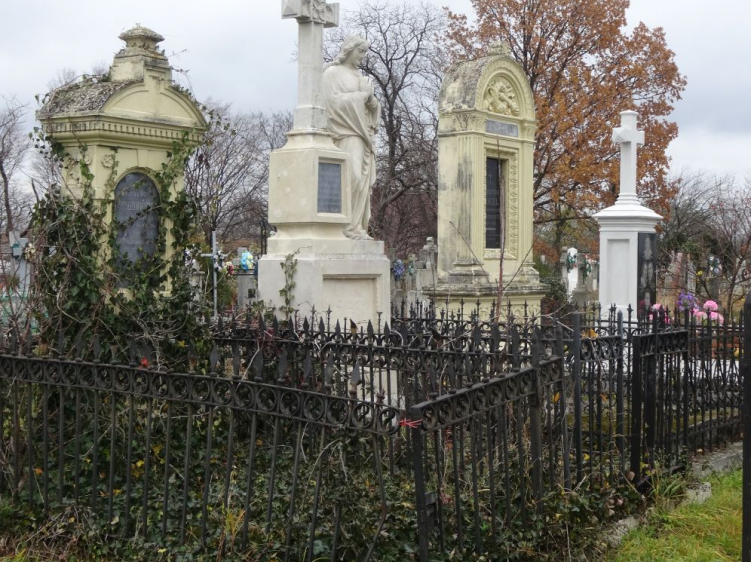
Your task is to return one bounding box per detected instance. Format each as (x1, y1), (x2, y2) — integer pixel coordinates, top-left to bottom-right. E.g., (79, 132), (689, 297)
(485, 157), (504, 249)
(113, 172), (160, 284)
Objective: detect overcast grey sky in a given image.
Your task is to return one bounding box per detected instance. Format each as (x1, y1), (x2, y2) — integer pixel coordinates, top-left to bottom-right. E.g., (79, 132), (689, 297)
(2, 0), (749, 182)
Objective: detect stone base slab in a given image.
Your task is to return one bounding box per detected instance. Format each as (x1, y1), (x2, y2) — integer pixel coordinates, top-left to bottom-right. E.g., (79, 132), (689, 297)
(426, 282), (546, 320)
(267, 236), (385, 256)
(258, 245), (391, 326)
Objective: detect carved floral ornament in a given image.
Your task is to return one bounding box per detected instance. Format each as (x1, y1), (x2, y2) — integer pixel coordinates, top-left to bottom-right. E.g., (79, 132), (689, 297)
(482, 76), (520, 117)
(282, 0), (338, 26)
(311, 0), (327, 20)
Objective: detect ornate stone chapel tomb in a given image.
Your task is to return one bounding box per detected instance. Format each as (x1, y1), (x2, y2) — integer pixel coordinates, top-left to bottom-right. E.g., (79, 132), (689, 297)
(37, 26), (206, 291)
(429, 44), (545, 314)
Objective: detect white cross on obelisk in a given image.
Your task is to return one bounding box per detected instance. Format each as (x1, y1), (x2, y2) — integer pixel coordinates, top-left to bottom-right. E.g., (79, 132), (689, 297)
(282, 0), (340, 131)
(594, 108), (661, 317)
(612, 110), (645, 205)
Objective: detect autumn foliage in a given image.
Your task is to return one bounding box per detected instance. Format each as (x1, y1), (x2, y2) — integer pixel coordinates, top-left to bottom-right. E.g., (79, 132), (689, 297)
(446, 0), (686, 225)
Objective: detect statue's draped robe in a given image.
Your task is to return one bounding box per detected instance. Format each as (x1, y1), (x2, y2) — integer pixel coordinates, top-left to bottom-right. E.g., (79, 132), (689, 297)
(323, 64), (380, 239)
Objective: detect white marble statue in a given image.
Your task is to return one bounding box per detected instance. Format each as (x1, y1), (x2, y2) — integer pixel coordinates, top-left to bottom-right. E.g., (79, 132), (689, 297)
(323, 36), (381, 240)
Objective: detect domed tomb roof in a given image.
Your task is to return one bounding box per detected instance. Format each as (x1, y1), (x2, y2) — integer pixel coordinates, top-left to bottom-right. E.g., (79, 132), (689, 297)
(37, 80), (135, 120)
(438, 43), (535, 122)
(37, 25), (205, 131)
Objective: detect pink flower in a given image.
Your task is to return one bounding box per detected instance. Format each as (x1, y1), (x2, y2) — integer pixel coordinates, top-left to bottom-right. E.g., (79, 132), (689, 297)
(709, 312), (724, 325)
(703, 300), (719, 312)
(651, 303), (664, 311)
(694, 311), (707, 321)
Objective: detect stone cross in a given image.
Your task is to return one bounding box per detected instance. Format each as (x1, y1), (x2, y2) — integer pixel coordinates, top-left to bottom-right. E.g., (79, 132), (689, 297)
(282, 0), (340, 131)
(612, 110), (645, 205)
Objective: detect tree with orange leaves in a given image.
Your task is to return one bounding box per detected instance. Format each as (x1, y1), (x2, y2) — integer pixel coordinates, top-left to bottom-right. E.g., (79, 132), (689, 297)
(446, 0), (686, 241)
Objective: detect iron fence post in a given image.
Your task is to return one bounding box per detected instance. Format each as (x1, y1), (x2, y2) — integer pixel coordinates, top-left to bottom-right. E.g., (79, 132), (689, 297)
(410, 405), (429, 562)
(557, 326), (571, 490)
(644, 339), (656, 467)
(742, 292), (751, 562)
(616, 311), (625, 475)
(572, 313), (583, 484)
(530, 331), (544, 513)
(630, 335), (643, 477)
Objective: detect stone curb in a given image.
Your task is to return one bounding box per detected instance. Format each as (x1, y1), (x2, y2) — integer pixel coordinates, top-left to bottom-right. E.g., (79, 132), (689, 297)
(603, 441), (743, 548)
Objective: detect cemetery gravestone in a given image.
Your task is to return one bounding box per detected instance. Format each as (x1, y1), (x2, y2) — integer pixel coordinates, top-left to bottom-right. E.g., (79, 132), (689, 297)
(561, 248), (579, 300)
(258, 0), (390, 325)
(594, 111), (662, 314)
(637, 233), (657, 314)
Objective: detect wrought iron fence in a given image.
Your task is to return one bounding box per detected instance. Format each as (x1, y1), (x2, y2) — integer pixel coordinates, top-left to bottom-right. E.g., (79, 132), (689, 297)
(0, 304), (745, 561)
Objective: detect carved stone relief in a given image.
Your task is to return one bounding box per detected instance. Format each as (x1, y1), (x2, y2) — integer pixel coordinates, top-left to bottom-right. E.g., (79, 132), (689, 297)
(482, 76), (520, 117)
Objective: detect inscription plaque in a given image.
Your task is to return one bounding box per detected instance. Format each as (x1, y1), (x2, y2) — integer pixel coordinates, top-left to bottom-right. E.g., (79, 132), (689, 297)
(637, 232), (657, 316)
(486, 120), (519, 138)
(114, 172), (159, 280)
(317, 162), (342, 213)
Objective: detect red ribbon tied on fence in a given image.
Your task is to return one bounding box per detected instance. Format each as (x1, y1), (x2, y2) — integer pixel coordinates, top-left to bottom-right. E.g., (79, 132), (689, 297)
(399, 418), (421, 429)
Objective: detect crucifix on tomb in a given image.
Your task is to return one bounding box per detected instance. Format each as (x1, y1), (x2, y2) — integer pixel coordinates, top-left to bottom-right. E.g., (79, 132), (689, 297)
(282, 0), (340, 131)
(594, 109), (662, 316)
(612, 110), (645, 205)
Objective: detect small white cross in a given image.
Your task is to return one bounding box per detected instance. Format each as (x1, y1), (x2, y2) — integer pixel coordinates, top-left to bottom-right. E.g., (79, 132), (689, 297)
(282, 0), (340, 131)
(612, 110), (645, 204)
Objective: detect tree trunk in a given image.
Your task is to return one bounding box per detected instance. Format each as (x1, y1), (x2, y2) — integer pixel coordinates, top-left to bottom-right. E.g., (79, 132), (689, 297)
(0, 161), (13, 235)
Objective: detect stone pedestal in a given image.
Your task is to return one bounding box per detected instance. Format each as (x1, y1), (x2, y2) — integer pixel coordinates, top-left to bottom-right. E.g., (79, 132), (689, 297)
(260, 127), (390, 325)
(267, 131), (350, 231)
(595, 206), (661, 314)
(258, 237), (390, 325)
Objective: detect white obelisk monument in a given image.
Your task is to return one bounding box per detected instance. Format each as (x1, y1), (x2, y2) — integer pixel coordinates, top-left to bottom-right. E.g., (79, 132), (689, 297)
(594, 110), (662, 315)
(258, 0), (390, 324)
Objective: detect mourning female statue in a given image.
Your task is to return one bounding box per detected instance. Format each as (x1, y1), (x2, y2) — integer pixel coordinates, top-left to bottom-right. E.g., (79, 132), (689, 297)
(323, 36), (381, 241)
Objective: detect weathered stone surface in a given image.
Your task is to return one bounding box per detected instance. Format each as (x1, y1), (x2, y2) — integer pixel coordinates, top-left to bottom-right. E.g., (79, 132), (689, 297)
(323, 35), (380, 240)
(603, 515), (641, 548)
(685, 482), (712, 505)
(430, 45), (544, 313)
(37, 81), (135, 119)
(691, 442), (743, 480)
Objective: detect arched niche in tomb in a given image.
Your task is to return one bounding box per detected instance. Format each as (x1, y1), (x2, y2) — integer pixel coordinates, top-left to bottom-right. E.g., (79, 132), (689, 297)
(113, 171), (160, 283)
(431, 43), (544, 315)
